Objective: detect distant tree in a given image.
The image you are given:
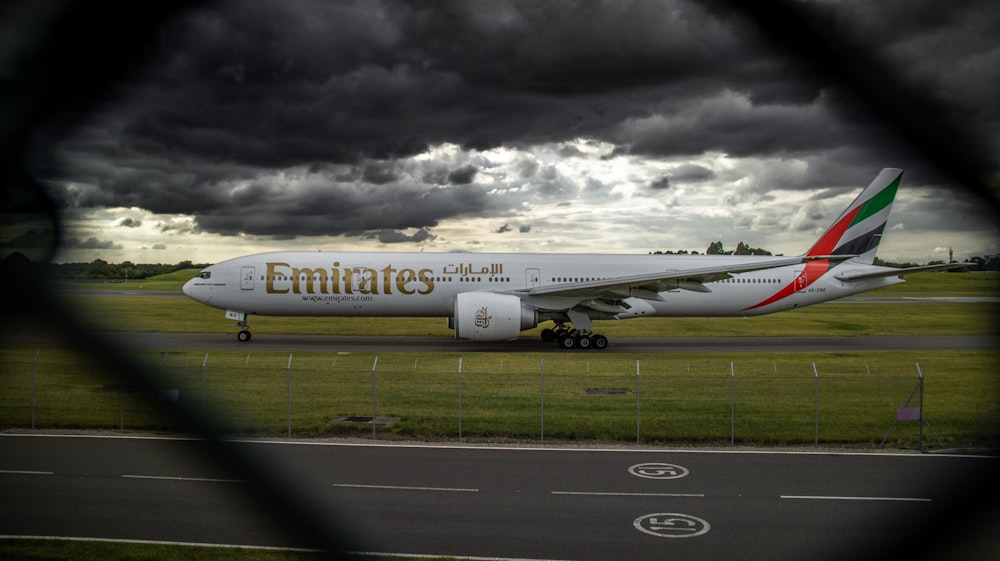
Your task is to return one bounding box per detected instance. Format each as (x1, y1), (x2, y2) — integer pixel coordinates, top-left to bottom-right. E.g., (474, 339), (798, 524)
(1, 251), (31, 271)
(965, 256), (985, 271)
(705, 240), (773, 256)
(87, 258), (110, 278)
(734, 241), (772, 256)
(706, 241), (725, 255)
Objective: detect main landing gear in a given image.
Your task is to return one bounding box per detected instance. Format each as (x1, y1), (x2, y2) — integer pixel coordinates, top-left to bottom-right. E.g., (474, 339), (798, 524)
(540, 324), (609, 350)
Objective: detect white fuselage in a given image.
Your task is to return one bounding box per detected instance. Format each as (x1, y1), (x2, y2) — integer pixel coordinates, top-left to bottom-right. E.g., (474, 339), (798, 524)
(182, 250), (902, 319)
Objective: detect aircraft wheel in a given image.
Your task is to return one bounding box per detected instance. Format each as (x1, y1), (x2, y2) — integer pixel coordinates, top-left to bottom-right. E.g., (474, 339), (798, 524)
(590, 334), (608, 350)
(237, 330), (252, 342)
(576, 334), (591, 349)
(558, 332), (576, 349)
(540, 328), (557, 342)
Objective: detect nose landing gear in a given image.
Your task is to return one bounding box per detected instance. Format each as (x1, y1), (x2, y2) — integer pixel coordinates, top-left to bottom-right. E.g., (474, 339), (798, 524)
(226, 310), (252, 342)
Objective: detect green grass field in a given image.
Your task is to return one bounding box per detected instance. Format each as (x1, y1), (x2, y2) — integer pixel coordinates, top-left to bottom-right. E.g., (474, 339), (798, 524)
(2, 344), (997, 448)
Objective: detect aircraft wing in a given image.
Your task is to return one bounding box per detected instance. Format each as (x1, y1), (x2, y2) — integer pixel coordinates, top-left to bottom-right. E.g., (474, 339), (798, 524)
(835, 262), (968, 282)
(515, 255), (818, 301)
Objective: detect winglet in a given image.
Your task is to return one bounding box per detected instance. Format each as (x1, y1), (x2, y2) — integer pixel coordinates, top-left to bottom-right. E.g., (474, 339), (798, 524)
(806, 168), (902, 264)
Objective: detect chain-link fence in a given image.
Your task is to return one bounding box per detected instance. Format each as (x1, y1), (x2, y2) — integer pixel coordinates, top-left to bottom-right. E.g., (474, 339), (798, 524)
(2, 347), (996, 448)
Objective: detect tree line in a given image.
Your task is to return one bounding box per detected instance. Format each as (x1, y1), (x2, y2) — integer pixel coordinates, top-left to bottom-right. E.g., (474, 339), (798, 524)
(0, 253), (210, 280)
(651, 241), (999, 271)
(651, 240), (774, 256)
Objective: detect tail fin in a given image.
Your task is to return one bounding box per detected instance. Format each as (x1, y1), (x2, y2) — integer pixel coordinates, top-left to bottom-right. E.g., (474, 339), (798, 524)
(806, 168), (902, 264)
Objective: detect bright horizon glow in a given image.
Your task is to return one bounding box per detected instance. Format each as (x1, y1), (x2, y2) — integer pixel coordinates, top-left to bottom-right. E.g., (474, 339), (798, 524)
(41, 143), (984, 266)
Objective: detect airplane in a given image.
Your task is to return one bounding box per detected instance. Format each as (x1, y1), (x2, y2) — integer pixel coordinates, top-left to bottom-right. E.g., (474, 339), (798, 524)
(182, 168), (961, 349)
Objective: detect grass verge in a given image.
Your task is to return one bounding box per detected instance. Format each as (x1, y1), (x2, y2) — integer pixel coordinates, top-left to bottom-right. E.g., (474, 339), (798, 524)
(2, 346), (997, 448)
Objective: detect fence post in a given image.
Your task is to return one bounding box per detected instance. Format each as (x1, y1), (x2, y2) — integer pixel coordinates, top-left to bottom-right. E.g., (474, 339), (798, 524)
(31, 348), (40, 430)
(458, 357), (463, 441)
(813, 362), (820, 446)
(730, 361), (736, 447)
(286, 353), (293, 437)
(916, 362), (925, 450)
(540, 359), (545, 444)
(636, 360), (641, 444)
(371, 356), (379, 439)
(202, 352), (209, 423)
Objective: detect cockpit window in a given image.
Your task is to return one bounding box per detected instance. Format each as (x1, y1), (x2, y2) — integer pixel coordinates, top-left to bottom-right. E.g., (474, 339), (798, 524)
(198, 271), (211, 279)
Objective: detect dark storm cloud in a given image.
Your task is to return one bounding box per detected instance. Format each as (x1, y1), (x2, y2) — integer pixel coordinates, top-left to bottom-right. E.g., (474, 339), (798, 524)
(15, 0), (999, 240)
(362, 228), (436, 244)
(650, 177), (671, 191)
(115, 217), (143, 228)
(671, 163), (714, 183)
(650, 163), (715, 191)
(62, 237), (123, 250)
(0, 228), (54, 248)
(191, 178), (496, 237)
(447, 165), (478, 185)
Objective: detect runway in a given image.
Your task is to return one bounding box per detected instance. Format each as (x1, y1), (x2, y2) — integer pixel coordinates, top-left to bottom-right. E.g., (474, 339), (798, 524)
(1, 434), (997, 561)
(4, 330), (995, 353)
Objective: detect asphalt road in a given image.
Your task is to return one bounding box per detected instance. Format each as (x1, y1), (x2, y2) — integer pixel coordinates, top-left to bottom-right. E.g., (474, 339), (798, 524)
(2, 434), (997, 561)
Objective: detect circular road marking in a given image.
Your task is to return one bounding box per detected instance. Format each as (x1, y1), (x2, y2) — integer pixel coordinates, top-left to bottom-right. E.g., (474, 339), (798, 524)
(628, 462), (689, 480)
(634, 513), (710, 538)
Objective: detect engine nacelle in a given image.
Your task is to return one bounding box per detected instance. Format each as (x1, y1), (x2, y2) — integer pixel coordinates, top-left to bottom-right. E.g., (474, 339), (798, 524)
(453, 292), (538, 341)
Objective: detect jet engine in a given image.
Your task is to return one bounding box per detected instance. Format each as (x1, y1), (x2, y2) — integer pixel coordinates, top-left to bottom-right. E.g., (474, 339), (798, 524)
(452, 292), (538, 341)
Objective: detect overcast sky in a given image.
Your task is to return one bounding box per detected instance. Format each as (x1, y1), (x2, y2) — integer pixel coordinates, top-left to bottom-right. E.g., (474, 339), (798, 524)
(3, 0), (999, 265)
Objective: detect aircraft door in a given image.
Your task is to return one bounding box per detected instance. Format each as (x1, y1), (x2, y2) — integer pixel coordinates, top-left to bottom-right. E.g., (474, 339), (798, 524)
(350, 265), (375, 293)
(526, 268), (540, 288)
(241, 266), (255, 290)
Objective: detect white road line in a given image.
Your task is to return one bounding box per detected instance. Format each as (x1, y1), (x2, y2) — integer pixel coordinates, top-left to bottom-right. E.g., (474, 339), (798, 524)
(121, 474), (246, 483)
(356, 550), (575, 561)
(0, 535), (317, 552)
(552, 491), (705, 497)
(0, 470), (54, 475)
(0, 535), (573, 561)
(780, 495), (932, 503)
(333, 483), (479, 493)
(6, 433), (995, 459)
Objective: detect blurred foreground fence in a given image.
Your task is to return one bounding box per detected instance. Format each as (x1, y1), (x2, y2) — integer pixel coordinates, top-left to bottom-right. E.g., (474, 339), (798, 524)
(1, 347), (997, 448)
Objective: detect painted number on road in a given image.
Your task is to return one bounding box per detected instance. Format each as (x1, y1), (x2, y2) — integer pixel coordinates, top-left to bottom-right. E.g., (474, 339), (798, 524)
(634, 513), (710, 538)
(628, 462), (689, 480)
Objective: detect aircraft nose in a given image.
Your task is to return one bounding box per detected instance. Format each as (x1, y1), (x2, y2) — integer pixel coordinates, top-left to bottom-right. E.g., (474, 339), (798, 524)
(182, 278), (195, 298)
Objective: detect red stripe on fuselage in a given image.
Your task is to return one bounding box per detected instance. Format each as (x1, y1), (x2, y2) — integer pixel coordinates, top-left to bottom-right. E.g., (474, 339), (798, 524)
(743, 259), (830, 311)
